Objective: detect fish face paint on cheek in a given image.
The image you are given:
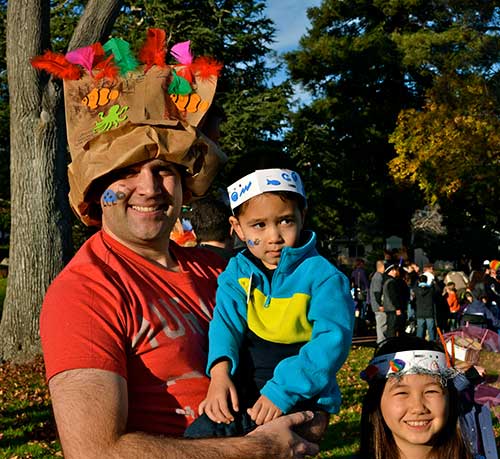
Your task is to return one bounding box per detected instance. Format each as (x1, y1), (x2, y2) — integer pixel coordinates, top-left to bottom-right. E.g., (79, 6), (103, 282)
(247, 238), (260, 247)
(101, 189), (126, 207)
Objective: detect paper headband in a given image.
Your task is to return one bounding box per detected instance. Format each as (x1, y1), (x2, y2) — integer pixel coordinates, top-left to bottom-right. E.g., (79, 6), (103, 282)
(227, 168), (306, 210)
(360, 350), (454, 382)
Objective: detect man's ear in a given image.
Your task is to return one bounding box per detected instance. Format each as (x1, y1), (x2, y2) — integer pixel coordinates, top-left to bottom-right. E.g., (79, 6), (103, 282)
(229, 216), (244, 241)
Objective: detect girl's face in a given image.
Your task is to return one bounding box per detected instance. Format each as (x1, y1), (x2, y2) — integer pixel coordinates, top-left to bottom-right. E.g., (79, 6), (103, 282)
(380, 374), (449, 457)
(230, 193), (305, 269)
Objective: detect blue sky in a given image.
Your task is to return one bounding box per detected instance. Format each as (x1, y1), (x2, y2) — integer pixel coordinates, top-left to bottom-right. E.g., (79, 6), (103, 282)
(264, 0), (322, 98)
(265, 0), (321, 55)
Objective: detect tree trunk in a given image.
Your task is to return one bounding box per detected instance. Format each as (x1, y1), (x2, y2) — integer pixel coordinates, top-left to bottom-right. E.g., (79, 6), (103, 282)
(0, 0), (122, 363)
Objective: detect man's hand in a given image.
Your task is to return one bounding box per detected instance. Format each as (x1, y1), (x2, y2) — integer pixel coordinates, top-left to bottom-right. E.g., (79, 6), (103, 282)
(247, 394), (282, 425)
(396, 309), (402, 316)
(378, 306), (384, 312)
(198, 361), (239, 424)
(249, 411), (320, 459)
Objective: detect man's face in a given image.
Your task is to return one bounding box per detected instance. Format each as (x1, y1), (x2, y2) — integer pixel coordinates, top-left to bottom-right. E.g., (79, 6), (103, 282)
(100, 159), (184, 253)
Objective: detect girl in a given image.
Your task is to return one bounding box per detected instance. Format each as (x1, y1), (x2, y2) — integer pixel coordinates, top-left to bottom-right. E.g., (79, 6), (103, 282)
(358, 336), (475, 459)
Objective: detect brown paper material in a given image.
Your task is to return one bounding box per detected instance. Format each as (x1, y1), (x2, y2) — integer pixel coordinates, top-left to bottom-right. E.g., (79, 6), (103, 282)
(64, 65), (226, 226)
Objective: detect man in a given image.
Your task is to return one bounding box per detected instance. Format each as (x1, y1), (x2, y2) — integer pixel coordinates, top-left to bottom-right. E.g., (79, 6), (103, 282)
(187, 196), (235, 260)
(38, 30), (320, 459)
(369, 260), (386, 344)
(381, 263), (403, 338)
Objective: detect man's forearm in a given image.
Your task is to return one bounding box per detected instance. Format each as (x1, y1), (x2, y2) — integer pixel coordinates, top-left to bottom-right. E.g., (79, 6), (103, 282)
(108, 431), (275, 459)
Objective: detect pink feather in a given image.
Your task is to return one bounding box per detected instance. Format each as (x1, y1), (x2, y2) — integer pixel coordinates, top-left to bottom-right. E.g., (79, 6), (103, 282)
(170, 41), (193, 65)
(66, 46), (95, 75)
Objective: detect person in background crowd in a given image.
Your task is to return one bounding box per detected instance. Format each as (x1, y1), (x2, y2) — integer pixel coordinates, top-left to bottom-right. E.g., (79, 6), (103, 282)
(444, 269), (469, 301)
(369, 260), (387, 344)
(461, 294), (500, 332)
(444, 282), (460, 331)
(382, 264), (403, 338)
(484, 260), (500, 318)
(414, 275), (437, 341)
(467, 270), (486, 302)
(351, 258), (370, 321)
(187, 196), (235, 261)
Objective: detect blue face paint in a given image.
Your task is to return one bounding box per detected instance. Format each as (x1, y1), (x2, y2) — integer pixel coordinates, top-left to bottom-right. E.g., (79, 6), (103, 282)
(102, 189), (118, 206)
(102, 189), (125, 206)
(247, 239), (260, 247)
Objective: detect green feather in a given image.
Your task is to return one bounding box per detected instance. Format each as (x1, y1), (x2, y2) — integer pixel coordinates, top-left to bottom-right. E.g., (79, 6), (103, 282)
(103, 38), (139, 75)
(168, 71), (192, 95)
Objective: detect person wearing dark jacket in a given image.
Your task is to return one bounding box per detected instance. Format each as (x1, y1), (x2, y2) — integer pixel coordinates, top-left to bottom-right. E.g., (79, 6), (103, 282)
(414, 275), (436, 341)
(381, 264), (403, 338)
(461, 295), (500, 331)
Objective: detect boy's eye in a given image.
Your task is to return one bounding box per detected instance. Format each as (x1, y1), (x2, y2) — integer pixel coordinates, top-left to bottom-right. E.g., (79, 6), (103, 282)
(252, 222), (265, 229)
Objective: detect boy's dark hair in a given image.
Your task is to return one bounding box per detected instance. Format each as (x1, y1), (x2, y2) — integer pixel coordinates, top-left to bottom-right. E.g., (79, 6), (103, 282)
(187, 196), (231, 243)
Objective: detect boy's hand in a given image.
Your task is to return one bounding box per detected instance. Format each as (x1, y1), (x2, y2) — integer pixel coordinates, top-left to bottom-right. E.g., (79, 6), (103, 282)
(198, 361), (239, 424)
(247, 394), (282, 425)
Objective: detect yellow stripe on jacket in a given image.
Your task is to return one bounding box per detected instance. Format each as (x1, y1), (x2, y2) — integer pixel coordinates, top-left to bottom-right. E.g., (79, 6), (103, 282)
(238, 277), (313, 344)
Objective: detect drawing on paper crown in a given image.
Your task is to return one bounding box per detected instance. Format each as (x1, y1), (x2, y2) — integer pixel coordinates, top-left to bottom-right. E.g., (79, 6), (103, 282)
(82, 87), (120, 109)
(31, 28), (223, 124)
(93, 104), (129, 134)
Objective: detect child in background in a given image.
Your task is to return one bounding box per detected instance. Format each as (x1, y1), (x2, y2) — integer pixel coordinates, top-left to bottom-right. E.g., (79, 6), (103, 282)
(445, 281), (461, 331)
(359, 336), (475, 459)
(185, 167), (354, 438)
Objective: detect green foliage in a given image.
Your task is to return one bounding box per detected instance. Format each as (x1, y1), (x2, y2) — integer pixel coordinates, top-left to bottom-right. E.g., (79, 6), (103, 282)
(113, 0), (291, 184)
(285, 0), (500, 257)
(389, 74), (500, 229)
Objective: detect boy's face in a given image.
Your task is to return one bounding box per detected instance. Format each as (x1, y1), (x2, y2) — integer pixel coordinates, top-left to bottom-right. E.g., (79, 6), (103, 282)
(230, 193), (305, 269)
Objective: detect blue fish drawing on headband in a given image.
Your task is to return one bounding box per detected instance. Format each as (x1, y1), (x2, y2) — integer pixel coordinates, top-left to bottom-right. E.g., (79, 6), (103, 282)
(266, 179), (280, 186)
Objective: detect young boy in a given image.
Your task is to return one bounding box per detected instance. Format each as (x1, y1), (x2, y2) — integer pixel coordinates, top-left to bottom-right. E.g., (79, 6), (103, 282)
(444, 281), (460, 330)
(184, 168), (354, 438)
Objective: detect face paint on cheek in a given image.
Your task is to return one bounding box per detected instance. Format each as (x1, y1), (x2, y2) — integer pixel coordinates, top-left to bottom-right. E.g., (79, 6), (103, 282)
(101, 189), (126, 207)
(247, 238), (260, 247)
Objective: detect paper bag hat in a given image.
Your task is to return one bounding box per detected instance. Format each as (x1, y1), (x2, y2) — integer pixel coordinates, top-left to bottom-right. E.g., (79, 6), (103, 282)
(32, 29), (226, 226)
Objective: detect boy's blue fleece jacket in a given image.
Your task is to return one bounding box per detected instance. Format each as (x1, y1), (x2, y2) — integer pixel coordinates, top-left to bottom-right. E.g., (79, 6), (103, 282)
(207, 231), (354, 413)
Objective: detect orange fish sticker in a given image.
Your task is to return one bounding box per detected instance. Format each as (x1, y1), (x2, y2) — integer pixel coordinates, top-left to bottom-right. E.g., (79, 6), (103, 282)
(82, 87), (120, 109)
(170, 93), (209, 113)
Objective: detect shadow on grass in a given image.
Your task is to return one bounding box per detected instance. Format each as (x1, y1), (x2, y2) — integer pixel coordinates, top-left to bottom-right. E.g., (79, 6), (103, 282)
(0, 402), (57, 450)
(320, 417), (360, 457)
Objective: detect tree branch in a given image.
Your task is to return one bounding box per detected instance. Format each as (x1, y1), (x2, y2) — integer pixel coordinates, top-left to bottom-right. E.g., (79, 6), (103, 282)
(68, 0), (123, 50)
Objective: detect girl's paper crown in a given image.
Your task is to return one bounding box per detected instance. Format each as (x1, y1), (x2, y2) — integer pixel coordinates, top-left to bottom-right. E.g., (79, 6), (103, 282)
(32, 28), (225, 226)
(360, 350), (456, 383)
(227, 168), (306, 210)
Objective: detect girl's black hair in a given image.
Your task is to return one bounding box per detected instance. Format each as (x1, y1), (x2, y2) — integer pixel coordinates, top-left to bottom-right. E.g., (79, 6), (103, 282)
(358, 335), (474, 459)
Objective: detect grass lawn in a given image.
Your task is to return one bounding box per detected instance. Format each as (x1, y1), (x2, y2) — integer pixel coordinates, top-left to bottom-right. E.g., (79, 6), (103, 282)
(0, 344), (498, 458)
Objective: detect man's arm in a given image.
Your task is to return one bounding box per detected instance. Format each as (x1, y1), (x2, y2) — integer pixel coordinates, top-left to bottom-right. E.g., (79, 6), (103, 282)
(49, 368), (319, 459)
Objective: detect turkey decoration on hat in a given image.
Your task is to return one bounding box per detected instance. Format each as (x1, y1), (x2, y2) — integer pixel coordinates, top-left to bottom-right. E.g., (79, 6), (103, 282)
(31, 28), (226, 226)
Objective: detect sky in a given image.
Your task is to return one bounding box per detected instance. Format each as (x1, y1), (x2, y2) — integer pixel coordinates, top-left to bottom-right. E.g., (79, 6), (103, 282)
(264, 0), (322, 97)
(265, 0), (321, 55)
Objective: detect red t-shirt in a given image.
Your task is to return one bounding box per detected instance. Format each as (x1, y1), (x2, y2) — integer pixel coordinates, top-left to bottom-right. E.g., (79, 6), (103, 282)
(40, 230), (226, 436)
